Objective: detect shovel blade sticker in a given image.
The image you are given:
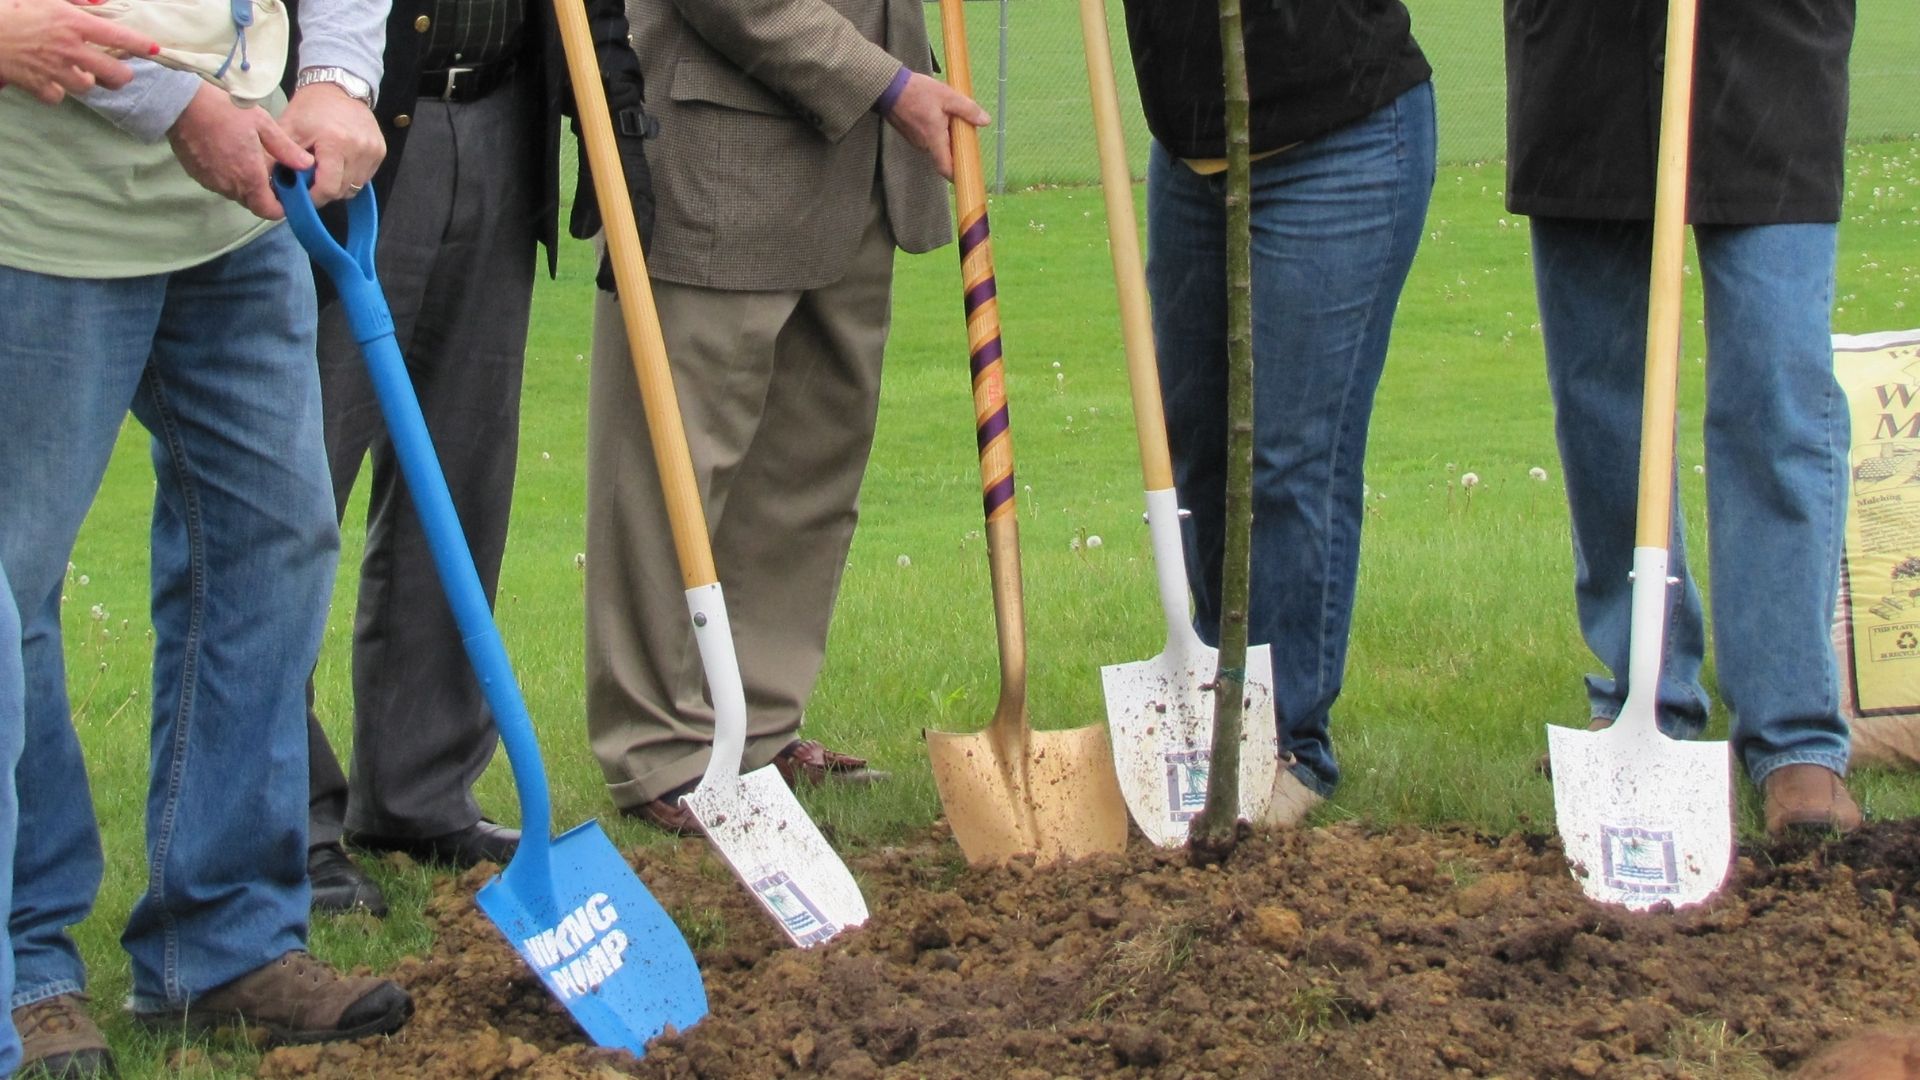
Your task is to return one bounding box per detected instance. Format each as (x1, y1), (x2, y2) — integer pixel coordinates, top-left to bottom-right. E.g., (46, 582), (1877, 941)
(750, 870), (839, 947)
(1164, 749), (1210, 823)
(1599, 824), (1681, 895)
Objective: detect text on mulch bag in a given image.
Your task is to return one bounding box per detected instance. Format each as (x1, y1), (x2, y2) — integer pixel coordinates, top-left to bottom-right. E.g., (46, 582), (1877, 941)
(522, 894), (630, 999)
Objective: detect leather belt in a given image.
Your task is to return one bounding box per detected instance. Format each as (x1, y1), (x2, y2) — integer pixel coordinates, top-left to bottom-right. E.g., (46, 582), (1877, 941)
(419, 58), (518, 104)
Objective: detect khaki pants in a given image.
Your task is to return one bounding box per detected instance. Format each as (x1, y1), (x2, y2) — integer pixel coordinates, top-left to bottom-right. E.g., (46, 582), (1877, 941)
(586, 200), (896, 808)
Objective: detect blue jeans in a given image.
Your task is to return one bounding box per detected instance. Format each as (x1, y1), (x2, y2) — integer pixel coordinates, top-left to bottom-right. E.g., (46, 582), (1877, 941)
(1530, 217), (1851, 784)
(1146, 82), (1436, 796)
(0, 562), (22, 1078)
(0, 226), (337, 1011)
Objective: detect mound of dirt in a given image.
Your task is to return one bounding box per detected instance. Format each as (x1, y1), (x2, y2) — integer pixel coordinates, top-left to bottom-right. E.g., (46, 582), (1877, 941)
(258, 820), (1920, 1079)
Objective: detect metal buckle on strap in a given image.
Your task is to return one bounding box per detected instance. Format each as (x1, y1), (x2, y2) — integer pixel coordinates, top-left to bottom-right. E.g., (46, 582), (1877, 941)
(439, 66), (475, 101)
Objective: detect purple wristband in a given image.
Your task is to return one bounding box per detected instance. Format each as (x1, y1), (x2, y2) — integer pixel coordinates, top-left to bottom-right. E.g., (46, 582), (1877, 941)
(873, 65), (912, 115)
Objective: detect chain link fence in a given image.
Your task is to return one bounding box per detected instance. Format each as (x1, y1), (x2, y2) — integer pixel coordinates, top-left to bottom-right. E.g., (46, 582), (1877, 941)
(934, 0), (1920, 191)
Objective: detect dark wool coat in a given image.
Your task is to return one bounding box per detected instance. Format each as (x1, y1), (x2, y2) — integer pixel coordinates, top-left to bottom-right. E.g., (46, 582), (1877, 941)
(1504, 0), (1855, 224)
(1120, 0), (1430, 160)
(284, 0), (643, 273)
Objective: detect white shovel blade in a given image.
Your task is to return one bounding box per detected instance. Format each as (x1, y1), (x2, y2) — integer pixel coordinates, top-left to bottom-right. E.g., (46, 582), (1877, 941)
(1102, 642), (1280, 846)
(681, 766), (868, 948)
(1547, 723), (1734, 911)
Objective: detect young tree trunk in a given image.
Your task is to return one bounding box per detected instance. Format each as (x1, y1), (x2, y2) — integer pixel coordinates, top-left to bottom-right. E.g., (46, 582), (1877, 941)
(1190, 0), (1254, 864)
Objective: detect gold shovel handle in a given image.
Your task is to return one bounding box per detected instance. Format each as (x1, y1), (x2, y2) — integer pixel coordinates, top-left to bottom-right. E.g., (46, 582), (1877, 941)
(552, 0), (717, 590)
(1634, 0), (1699, 550)
(1077, 0), (1173, 491)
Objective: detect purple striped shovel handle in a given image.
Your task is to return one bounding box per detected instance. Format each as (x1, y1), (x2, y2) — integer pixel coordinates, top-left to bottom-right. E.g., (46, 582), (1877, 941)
(946, 0), (1027, 752)
(923, 0), (1130, 867)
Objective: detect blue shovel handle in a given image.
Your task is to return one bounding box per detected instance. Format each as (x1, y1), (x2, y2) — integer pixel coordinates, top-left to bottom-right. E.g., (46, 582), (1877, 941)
(272, 168), (555, 904)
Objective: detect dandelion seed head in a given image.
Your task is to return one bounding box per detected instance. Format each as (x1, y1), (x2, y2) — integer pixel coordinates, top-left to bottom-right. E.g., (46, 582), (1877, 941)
(1461, 472), (1480, 488)
(77, 574), (89, 586)
(1529, 467), (1549, 482)
(897, 554), (912, 567)
(573, 552), (586, 570)
(1086, 535), (1103, 549)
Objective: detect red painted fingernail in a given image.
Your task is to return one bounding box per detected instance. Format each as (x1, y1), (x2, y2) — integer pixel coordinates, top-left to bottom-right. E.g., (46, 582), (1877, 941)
(148, 44), (160, 54)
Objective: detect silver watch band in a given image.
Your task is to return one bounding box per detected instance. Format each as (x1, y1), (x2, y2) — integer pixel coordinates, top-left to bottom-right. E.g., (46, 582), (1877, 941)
(296, 66), (376, 108)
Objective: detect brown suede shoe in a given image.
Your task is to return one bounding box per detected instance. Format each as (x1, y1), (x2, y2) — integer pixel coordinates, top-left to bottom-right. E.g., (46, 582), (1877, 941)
(1763, 763), (1863, 837)
(771, 739), (890, 787)
(1535, 717), (1615, 777)
(13, 993), (116, 1079)
(131, 950), (411, 1045)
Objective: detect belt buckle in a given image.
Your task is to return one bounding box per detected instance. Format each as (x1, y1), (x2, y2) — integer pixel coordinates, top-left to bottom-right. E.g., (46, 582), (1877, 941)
(440, 65), (475, 101)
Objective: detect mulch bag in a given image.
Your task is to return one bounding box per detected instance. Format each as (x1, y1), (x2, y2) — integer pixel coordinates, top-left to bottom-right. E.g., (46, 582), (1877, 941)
(1832, 330), (1920, 769)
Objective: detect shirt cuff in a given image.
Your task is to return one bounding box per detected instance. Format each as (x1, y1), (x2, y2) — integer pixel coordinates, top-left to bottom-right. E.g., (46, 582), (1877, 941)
(78, 61), (204, 143)
(872, 65), (911, 115)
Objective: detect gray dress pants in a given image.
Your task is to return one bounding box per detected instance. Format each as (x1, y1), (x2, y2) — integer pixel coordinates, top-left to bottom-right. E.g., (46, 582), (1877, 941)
(307, 69), (540, 844)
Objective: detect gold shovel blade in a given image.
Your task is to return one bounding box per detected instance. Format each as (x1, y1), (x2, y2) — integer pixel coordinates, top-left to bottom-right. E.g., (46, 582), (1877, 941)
(926, 721), (1129, 866)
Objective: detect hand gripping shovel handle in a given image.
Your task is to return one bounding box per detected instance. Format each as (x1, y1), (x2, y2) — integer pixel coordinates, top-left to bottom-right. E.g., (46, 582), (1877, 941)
(940, 0), (1028, 735)
(1620, 0), (1699, 735)
(549, 0), (749, 784)
(271, 169), (554, 888)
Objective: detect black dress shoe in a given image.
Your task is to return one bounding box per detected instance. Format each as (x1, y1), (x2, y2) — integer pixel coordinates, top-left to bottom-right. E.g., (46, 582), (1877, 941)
(349, 820), (520, 869)
(308, 844), (388, 917)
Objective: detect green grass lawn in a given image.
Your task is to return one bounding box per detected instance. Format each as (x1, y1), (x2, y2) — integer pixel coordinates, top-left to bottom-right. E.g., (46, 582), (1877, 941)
(51, 137), (1920, 1076)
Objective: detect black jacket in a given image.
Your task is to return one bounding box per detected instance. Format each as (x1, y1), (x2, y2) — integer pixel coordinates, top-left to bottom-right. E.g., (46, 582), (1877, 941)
(284, 0), (643, 277)
(1504, 0), (1855, 224)
(1120, 0), (1430, 160)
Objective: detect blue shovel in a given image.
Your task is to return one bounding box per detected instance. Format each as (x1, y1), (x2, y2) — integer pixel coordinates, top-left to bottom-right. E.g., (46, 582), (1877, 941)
(272, 169), (708, 1055)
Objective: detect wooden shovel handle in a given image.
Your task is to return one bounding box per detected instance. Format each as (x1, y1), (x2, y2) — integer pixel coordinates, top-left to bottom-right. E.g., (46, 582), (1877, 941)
(939, 0), (1028, 718)
(1077, 0), (1173, 491)
(1635, 0), (1699, 550)
(551, 0), (717, 589)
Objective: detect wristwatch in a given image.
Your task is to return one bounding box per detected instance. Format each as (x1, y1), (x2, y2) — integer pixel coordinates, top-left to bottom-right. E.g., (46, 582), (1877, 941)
(295, 66), (376, 108)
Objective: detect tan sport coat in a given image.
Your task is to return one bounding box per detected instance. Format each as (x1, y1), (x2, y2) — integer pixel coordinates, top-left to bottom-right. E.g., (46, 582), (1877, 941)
(628, 0), (953, 291)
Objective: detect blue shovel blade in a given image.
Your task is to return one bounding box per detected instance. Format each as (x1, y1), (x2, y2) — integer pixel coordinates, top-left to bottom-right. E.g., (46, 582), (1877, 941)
(476, 821), (708, 1056)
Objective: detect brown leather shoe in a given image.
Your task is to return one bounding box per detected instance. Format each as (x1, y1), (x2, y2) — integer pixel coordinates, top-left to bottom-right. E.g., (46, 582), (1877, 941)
(1536, 717), (1615, 777)
(13, 993), (116, 1079)
(621, 794), (702, 836)
(771, 739), (890, 788)
(1763, 763), (1863, 837)
(131, 950), (412, 1045)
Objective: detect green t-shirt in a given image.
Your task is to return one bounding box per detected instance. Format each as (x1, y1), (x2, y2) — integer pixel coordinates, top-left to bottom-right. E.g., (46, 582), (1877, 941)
(0, 91), (280, 280)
